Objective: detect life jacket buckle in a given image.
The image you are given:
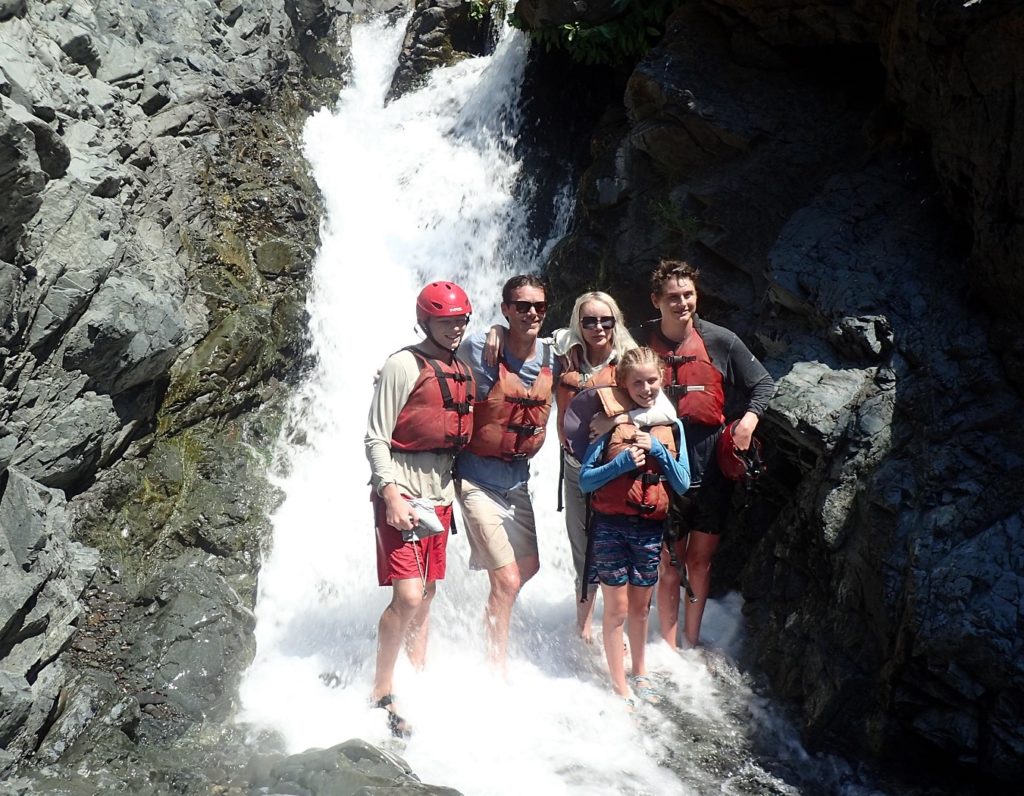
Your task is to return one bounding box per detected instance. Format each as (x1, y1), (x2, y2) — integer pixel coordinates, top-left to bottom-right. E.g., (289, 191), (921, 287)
(626, 499), (657, 514)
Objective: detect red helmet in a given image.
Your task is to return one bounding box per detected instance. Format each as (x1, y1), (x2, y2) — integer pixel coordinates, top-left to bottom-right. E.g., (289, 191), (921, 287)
(416, 281), (472, 322)
(716, 421), (765, 486)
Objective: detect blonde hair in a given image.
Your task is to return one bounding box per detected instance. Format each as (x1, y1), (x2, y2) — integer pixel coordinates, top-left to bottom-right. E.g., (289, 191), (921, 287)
(615, 346), (662, 386)
(562, 291), (637, 364)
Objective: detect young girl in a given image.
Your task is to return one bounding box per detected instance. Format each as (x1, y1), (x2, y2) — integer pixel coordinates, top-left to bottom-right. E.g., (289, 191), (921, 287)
(578, 347), (691, 705)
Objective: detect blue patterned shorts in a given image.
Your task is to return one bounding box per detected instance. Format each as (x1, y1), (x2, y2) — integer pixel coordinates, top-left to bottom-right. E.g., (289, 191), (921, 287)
(588, 513), (663, 588)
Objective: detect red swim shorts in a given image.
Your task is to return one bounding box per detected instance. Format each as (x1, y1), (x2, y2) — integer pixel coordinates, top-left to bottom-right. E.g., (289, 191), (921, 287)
(374, 496), (453, 587)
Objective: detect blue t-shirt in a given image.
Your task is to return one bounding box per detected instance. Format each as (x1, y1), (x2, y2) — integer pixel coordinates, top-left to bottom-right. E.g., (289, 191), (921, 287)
(456, 330), (560, 491)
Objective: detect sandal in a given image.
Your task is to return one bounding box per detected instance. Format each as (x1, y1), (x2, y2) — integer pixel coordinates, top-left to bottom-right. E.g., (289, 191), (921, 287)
(628, 674), (662, 705)
(372, 694), (412, 738)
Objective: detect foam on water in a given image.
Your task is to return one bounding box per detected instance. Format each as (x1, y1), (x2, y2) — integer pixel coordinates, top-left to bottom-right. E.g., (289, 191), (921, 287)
(238, 13), (885, 796)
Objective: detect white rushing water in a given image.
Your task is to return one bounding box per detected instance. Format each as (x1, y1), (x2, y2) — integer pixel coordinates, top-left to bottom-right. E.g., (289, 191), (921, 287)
(239, 14), (880, 796)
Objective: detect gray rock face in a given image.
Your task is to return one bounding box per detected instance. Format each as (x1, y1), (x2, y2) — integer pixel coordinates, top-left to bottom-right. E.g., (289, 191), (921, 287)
(61, 274), (188, 396)
(0, 0), (336, 784)
(704, 0), (1024, 328)
(0, 103), (46, 262)
(123, 556), (255, 721)
(0, 469), (98, 760)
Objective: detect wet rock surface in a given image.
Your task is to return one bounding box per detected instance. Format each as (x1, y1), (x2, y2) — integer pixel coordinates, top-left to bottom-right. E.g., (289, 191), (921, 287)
(388, 0), (497, 101)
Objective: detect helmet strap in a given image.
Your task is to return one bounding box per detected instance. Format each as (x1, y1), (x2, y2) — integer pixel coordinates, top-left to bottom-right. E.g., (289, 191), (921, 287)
(418, 319), (454, 361)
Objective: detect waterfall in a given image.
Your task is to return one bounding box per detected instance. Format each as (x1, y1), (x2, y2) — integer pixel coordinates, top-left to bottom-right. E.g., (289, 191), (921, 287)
(238, 14), (883, 796)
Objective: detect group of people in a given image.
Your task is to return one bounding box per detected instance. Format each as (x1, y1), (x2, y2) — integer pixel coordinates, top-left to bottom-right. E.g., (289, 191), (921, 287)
(363, 260), (774, 735)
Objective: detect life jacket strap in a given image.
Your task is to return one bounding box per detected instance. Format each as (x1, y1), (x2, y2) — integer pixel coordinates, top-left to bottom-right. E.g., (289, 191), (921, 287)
(508, 423), (542, 437)
(663, 383), (706, 399)
(626, 499), (657, 514)
(506, 395), (547, 408)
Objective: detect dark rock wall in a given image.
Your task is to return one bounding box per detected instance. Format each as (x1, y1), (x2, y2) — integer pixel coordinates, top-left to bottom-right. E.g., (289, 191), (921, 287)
(525, 0), (1023, 787)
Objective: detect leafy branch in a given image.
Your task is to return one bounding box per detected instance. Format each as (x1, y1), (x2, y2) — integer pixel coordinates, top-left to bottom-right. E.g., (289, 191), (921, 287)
(511, 0), (684, 65)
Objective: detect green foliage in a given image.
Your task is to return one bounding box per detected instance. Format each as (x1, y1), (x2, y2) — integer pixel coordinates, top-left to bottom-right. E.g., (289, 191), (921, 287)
(654, 199), (702, 240)
(469, 0), (494, 22)
(511, 0), (685, 65)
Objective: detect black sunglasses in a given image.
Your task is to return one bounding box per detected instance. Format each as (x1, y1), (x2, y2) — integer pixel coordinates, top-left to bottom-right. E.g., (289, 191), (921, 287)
(511, 300), (547, 314)
(581, 315), (615, 330)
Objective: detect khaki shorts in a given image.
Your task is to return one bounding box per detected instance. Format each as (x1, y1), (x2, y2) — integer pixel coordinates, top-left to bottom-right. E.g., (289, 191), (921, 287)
(456, 478), (538, 570)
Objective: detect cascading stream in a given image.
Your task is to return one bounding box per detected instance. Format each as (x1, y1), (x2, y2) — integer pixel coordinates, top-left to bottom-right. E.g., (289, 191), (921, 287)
(239, 14), (882, 796)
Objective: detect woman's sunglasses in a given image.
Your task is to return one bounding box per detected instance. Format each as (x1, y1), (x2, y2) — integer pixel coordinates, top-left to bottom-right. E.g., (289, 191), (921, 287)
(511, 300), (547, 314)
(581, 316), (615, 330)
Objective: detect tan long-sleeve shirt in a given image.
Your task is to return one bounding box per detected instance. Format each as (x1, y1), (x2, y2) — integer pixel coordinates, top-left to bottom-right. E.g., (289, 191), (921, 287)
(364, 349), (457, 506)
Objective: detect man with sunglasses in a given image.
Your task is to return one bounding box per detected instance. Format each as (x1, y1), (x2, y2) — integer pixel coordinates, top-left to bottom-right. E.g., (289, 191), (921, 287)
(456, 274), (559, 672)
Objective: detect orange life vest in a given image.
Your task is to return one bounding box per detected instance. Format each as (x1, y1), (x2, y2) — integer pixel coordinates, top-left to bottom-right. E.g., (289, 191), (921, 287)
(644, 325), (725, 427)
(391, 347), (475, 453)
(556, 359), (616, 413)
(590, 421), (679, 521)
(465, 344), (553, 461)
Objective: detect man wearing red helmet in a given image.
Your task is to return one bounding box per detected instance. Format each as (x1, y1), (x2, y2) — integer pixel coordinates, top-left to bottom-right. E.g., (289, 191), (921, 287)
(455, 274), (559, 672)
(365, 281), (473, 737)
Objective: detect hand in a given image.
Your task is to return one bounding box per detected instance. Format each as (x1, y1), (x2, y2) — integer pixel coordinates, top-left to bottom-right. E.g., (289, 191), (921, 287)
(382, 487), (418, 531)
(628, 446), (646, 468)
(484, 324), (506, 367)
(589, 412), (628, 440)
(632, 431), (652, 451)
(730, 412), (758, 451)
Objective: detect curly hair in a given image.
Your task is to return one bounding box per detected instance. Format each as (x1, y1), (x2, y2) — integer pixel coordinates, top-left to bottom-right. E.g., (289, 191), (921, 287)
(650, 258), (699, 297)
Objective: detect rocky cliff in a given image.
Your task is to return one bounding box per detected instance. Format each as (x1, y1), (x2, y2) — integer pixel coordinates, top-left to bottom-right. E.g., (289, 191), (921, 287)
(526, 0), (1023, 788)
(1, 0), (1021, 792)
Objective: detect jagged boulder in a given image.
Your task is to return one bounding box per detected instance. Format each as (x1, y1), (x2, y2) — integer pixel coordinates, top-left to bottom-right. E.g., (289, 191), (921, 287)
(388, 0), (495, 100)
(0, 470), (98, 766)
(250, 739), (463, 795)
(0, 105), (47, 262)
(750, 159), (1024, 779)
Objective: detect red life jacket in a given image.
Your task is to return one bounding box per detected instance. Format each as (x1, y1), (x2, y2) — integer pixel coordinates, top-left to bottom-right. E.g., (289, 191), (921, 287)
(391, 347), (475, 453)
(465, 344), (553, 461)
(590, 421), (679, 521)
(643, 324), (725, 427)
